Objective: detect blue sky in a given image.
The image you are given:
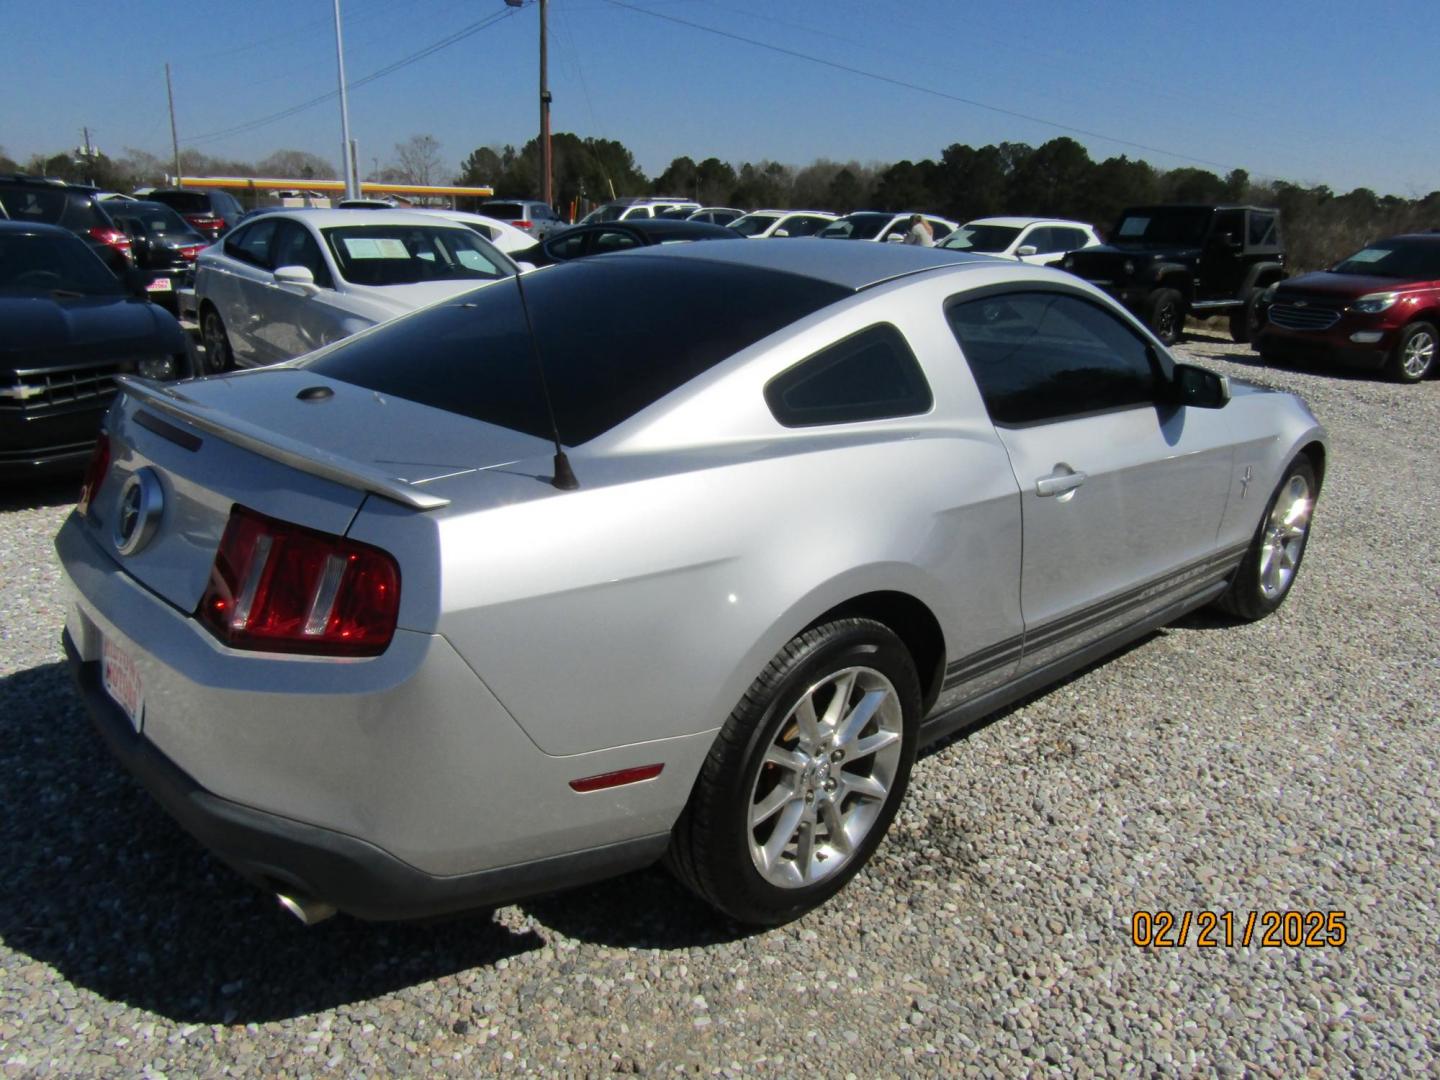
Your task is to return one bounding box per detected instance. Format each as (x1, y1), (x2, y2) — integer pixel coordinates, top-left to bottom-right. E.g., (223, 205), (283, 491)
(10, 0), (1439, 197)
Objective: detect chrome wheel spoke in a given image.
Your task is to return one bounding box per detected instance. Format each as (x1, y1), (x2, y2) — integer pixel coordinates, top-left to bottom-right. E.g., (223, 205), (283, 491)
(760, 799), (807, 872)
(764, 745), (807, 773)
(821, 670), (857, 728)
(792, 694), (821, 748)
(850, 728), (900, 761)
(794, 815), (817, 879)
(818, 797), (851, 855)
(836, 688), (888, 749)
(840, 771), (887, 802)
(751, 784), (795, 828)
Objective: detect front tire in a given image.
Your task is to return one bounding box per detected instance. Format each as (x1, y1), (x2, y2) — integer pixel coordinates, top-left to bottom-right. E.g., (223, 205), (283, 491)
(199, 305), (234, 373)
(1213, 455), (1317, 621)
(1388, 321), (1436, 383)
(667, 618), (920, 926)
(1229, 288), (1263, 344)
(1146, 288), (1185, 345)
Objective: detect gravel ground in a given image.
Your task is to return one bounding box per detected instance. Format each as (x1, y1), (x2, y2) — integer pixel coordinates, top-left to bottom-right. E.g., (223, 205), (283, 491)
(1, 331), (1437, 1077)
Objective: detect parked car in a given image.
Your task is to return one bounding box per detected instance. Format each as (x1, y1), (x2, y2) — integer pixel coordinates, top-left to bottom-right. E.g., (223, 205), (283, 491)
(1063, 205), (1286, 345)
(144, 188), (246, 243)
(516, 218), (740, 266)
(817, 211), (959, 244)
(476, 199), (566, 241)
(58, 240), (1325, 926)
(195, 209), (518, 369)
(580, 196), (702, 224)
(1255, 233), (1439, 382)
(103, 201), (209, 314)
(399, 208), (535, 257)
(0, 175), (135, 275)
(0, 221), (190, 476)
(938, 216), (1100, 265)
(728, 210), (838, 238)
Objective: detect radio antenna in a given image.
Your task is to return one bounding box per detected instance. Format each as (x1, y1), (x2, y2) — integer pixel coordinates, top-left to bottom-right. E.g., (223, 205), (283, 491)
(511, 271), (578, 490)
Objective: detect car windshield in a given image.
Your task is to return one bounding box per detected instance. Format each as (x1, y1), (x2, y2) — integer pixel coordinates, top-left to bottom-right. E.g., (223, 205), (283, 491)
(149, 191), (213, 213)
(1111, 209), (1211, 246)
(940, 224), (1021, 253)
(301, 258), (850, 445)
(728, 213), (782, 237)
(581, 203), (627, 224)
(322, 225), (513, 286)
(482, 203), (525, 218)
(109, 202), (205, 240)
(818, 214), (890, 240)
(0, 232), (123, 296)
(1331, 240), (1440, 279)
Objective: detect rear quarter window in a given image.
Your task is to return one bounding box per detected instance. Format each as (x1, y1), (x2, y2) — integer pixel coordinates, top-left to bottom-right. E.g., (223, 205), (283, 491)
(765, 324), (932, 427)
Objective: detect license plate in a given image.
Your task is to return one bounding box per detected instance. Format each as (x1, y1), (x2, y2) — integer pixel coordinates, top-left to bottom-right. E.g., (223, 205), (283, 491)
(102, 637), (144, 732)
(146, 277), (173, 292)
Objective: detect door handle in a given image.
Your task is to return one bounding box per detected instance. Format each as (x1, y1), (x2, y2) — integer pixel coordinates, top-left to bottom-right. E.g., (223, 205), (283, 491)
(1035, 466), (1087, 497)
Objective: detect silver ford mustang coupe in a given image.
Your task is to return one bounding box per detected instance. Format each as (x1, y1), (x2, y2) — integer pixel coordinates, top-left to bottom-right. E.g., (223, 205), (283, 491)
(56, 241), (1325, 926)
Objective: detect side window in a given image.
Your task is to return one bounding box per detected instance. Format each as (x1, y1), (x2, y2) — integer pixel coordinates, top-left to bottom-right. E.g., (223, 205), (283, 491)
(546, 232), (587, 260)
(271, 221), (333, 287)
(1055, 227), (1089, 251)
(1247, 211), (1277, 248)
(787, 216), (828, 237)
(1021, 227), (1053, 253)
(1211, 209), (1244, 247)
(623, 206), (652, 219)
(226, 219), (280, 268)
(946, 291), (1161, 425)
(765, 323), (932, 428)
(593, 229), (640, 253)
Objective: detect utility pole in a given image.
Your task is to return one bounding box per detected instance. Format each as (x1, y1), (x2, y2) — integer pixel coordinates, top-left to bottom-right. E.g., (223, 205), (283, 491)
(165, 63), (181, 184)
(539, 0), (552, 207)
(333, 0), (358, 199)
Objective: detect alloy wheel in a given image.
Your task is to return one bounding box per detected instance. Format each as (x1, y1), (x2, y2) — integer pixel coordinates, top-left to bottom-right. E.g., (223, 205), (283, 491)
(1402, 329), (1435, 380)
(747, 666), (903, 888)
(1258, 473), (1313, 601)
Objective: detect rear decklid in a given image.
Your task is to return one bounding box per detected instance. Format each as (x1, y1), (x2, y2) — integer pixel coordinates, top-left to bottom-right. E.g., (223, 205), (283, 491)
(85, 367), (551, 613)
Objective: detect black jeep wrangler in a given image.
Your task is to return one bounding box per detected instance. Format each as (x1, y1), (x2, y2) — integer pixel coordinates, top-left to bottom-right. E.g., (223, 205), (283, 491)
(1062, 205), (1286, 345)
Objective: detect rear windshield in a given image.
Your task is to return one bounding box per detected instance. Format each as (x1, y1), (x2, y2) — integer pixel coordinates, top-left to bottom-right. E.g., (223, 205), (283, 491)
(302, 257), (849, 444)
(1331, 240), (1440, 279)
(149, 191), (212, 213)
(729, 213), (781, 237)
(819, 214), (890, 240)
(481, 202), (525, 218)
(0, 187), (106, 231)
(108, 202), (204, 239)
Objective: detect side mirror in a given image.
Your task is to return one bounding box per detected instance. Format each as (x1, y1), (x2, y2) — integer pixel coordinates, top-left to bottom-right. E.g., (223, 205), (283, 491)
(273, 265), (317, 291)
(772, 228), (790, 238)
(1015, 244), (1038, 257)
(1171, 362), (1230, 409)
(884, 232), (905, 243)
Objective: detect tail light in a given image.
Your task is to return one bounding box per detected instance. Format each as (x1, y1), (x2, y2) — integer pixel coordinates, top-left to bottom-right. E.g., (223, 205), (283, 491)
(78, 432), (111, 515)
(184, 214), (219, 234)
(199, 505), (400, 657)
(178, 244), (204, 261)
(88, 227), (133, 261)
(514, 219), (532, 229)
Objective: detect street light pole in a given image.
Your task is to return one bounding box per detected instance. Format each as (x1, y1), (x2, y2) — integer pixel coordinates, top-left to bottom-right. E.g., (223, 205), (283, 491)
(333, 0), (358, 199)
(539, 0), (552, 207)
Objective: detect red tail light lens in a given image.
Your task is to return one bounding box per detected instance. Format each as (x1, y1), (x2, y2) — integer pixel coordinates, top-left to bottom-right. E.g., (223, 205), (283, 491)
(179, 244), (204, 261)
(88, 227), (133, 259)
(78, 432), (111, 515)
(199, 505), (400, 656)
(514, 219), (532, 229)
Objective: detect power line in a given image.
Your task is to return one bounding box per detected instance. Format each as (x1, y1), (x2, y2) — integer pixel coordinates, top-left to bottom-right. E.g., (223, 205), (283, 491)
(183, 5), (520, 146)
(602, 0), (1239, 173)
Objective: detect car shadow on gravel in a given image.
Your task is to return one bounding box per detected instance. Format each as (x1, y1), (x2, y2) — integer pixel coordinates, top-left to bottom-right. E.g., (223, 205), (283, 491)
(0, 477), (79, 513)
(0, 661), (545, 1025)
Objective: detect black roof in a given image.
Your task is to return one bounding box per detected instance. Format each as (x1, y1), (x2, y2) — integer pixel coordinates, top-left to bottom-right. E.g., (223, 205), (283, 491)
(553, 218), (738, 241)
(1121, 204), (1279, 213)
(0, 219), (73, 237)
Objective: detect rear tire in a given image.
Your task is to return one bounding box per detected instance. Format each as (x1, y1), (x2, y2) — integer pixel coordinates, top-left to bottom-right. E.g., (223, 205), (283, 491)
(1146, 288), (1185, 345)
(1213, 455), (1317, 621)
(1388, 321), (1436, 383)
(667, 618), (920, 926)
(200, 305), (234, 373)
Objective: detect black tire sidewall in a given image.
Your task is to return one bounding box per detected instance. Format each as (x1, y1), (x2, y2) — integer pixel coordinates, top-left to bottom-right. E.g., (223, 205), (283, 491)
(201, 307), (231, 373)
(699, 622), (920, 925)
(1148, 288), (1184, 345)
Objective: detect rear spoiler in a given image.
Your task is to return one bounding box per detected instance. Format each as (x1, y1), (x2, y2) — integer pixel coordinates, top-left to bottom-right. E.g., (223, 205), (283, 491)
(116, 376), (450, 510)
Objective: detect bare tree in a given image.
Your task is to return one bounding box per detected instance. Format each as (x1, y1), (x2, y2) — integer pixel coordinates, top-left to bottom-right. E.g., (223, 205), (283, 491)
(257, 149), (337, 180)
(392, 134), (443, 185)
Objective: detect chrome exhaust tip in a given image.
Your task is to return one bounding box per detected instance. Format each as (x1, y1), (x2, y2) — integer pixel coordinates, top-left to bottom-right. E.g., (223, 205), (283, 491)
(277, 893), (337, 926)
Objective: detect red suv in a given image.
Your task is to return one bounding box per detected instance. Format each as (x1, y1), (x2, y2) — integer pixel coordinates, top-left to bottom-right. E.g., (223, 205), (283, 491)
(1256, 233), (1439, 383)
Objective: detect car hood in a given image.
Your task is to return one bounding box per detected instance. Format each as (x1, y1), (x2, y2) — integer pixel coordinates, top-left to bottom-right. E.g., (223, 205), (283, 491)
(0, 294), (178, 360)
(1275, 270), (1426, 300)
(1084, 243), (1201, 259)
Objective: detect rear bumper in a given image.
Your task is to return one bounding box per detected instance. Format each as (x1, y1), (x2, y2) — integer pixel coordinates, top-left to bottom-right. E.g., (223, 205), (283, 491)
(64, 629), (666, 920)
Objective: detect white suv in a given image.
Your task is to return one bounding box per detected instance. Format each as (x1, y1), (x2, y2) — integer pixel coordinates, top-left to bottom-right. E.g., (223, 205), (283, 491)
(728, 210), (838, 238)
(580, 197), (701, 224)
(938, 216), (1101, 265)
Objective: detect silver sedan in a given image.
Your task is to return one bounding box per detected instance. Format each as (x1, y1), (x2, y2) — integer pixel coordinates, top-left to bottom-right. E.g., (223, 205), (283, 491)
(57, 241), (1325, 926)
